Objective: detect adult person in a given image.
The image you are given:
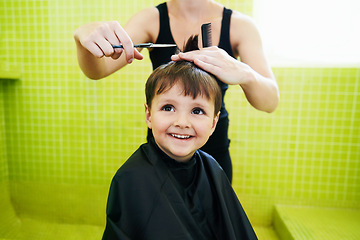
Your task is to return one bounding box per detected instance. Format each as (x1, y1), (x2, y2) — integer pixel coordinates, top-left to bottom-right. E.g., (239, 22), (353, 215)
(73, 0), (280, 182)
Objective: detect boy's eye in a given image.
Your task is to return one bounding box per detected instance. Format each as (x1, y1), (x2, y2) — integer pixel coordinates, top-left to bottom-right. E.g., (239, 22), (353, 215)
(161, 105), (174, 112)
(192, 108), (205, 115)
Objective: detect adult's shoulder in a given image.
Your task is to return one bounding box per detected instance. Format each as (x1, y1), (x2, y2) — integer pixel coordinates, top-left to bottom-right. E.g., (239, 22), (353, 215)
(229, 10), (263, 58)
(230, 10), (260, 38)
(125, 6), (160, 44)
(230, 9), (257, 25)
(129, 6), (159, 22)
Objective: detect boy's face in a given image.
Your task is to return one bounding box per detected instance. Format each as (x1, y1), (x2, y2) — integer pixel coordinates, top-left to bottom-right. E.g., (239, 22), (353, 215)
(145, 82), (219, 162)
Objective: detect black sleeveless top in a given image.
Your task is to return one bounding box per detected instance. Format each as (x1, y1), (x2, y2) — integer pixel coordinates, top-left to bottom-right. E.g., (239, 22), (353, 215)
(149, 2), (235, 120)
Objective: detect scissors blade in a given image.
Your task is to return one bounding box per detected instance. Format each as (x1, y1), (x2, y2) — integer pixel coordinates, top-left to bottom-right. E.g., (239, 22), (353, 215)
(112, 43), (177, 49)
(146, 44), (177, 48)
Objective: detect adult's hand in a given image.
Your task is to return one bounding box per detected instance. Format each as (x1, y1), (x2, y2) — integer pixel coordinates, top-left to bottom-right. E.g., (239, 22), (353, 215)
(171, 47), (253, 86)
(74, 21), (143, 63)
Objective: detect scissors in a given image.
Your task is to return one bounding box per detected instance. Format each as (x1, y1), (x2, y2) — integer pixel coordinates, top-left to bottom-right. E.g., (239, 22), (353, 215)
(112, 43), (177, 49)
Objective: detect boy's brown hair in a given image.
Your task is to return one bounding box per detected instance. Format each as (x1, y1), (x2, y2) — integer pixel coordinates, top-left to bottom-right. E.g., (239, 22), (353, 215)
(145, 36), (222, 116)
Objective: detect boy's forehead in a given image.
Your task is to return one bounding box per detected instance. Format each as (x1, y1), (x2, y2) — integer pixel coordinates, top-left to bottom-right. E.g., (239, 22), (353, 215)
(156, 79), (183, 93)
(156, 81), (186, 94)
(154, 88), (213, 105)
(155, 82), (214, 103)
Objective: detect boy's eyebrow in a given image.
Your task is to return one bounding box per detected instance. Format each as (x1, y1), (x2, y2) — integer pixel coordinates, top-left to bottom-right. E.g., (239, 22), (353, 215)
(154, 96), (177, 103)
(159, 97), (213, 108)
(190, 102), (213, 110)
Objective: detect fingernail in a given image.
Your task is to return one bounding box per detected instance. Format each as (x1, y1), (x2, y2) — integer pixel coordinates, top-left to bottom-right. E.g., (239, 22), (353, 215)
(128, 58), (133, 64)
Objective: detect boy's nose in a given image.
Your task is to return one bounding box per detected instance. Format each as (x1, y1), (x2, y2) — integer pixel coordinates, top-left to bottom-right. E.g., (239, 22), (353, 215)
(174, 113), (190, 128)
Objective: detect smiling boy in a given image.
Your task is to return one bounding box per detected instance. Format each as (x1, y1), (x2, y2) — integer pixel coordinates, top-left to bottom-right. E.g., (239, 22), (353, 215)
(145, 63), (220, 163)
(102, 37), (257, 240)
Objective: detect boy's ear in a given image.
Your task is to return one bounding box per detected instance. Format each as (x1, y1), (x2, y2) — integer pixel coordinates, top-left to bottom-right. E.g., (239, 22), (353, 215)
(144, 104), (152, 129)
(210, 111), (220, 135)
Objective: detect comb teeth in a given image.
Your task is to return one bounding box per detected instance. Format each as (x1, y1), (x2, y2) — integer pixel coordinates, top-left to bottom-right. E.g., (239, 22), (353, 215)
(201, 23), (212, 48)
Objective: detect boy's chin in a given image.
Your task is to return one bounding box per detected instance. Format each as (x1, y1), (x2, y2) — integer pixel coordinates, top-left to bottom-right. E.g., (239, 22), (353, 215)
(167, 150), (196, 162)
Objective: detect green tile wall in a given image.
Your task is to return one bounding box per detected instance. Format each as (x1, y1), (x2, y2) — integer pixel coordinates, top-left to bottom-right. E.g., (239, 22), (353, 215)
(231, 68), (359, 200)
(228, 67), (360, 224)
(0, 0), (359, 227)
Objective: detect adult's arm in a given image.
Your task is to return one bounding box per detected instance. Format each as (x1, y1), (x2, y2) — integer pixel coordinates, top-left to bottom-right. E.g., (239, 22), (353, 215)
(73, 7), (159, 79)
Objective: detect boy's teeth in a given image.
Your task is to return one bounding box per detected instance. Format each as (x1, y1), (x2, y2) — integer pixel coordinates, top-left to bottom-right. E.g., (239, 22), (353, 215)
(171, 134), (190, 139)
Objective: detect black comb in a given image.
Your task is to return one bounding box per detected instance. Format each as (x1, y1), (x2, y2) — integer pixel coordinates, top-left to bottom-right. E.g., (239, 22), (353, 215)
(201, 23), (212, 48)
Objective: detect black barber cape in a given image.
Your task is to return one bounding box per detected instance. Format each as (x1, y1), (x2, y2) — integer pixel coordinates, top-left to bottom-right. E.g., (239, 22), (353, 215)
(102, 139), (257, 240)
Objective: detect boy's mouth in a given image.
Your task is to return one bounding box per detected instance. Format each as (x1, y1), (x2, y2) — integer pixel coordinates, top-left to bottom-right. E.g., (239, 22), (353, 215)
(170, 133), (192, 139)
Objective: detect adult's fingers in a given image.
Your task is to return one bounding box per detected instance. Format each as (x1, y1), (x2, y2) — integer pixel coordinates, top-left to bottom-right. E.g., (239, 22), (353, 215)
(134, 48), (144, 60)
(171, 47), (221, 62)
(82, 40), (106, 58)
(95, 37), (116, 57)
(111, 48), (123, 60)
(193, 58), (221, 76)
(111, 21), (135, 63)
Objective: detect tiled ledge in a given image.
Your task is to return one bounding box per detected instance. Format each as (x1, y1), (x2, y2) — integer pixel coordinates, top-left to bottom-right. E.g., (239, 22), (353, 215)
(0, 63), (21, 80)
(0, 70), (20, 80)
(274, 205), (360, 240)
